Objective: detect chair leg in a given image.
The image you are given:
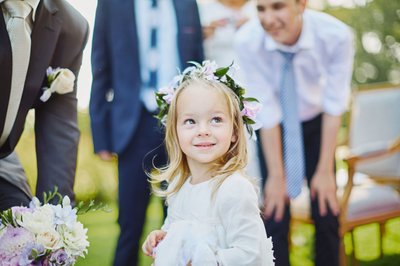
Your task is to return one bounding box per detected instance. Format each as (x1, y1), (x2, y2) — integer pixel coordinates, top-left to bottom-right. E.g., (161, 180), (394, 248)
(339, 233), (347, 266)
(379, 222), (385, 258)
(350, 230), (358, 266)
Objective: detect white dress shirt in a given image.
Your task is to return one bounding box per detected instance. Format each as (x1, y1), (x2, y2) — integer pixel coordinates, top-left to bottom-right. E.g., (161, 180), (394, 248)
(235, 9), (354, 129)
(135, 0), (179, 89)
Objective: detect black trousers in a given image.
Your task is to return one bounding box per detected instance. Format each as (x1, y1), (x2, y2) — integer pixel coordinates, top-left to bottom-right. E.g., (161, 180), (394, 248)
(113, 106), (167, 266)
(0, 178), (31, 212)
(258, 114), (339, 266)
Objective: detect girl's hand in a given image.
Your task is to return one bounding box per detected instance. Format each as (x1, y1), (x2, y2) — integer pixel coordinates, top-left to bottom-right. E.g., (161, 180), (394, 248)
(142, 230), (167, 258)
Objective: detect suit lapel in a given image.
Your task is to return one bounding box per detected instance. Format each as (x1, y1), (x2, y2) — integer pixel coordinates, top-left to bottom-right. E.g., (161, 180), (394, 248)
(22, 0), (61, 106)
(124, 0), (139, 73)
(0, 11), (12, 137)
(10, 0), (61, 147)
(172, 0), (183, 68)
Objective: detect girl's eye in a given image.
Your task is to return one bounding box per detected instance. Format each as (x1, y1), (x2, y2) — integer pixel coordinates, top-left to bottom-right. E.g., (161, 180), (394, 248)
(183, 119), (195, 125)
(211, 117), (223, 124)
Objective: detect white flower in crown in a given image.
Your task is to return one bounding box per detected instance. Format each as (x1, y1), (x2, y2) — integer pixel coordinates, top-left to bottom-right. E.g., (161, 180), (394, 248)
(40, 67), (75, 102)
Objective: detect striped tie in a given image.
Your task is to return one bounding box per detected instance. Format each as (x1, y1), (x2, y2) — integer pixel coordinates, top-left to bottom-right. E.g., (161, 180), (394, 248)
(279, 51), (305, 199)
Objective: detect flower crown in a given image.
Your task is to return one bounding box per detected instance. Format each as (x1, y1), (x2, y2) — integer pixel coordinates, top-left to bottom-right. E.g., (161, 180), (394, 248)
(155, 60), (261, 137)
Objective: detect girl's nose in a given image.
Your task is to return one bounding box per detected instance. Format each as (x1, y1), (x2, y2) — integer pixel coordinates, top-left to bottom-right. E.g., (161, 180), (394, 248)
(197, 123), (211, 137)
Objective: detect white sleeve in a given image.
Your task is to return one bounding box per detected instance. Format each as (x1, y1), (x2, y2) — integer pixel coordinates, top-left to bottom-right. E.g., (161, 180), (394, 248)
(215, 178), (268, 266)
(323, 27), (354, 115)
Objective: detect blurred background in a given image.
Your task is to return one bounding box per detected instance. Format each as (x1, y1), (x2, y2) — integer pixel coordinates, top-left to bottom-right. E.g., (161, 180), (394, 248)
(15, 0), (400, 265)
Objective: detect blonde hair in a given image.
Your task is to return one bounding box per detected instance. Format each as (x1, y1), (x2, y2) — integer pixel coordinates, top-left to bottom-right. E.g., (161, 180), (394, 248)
(150, 78), (249, 200)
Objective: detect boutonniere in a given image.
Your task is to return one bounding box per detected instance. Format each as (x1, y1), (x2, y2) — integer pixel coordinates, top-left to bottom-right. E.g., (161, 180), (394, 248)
(40, 67), (75, 102)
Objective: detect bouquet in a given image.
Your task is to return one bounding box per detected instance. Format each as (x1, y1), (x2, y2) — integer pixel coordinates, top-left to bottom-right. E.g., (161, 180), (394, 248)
(0, 190), (105, 266)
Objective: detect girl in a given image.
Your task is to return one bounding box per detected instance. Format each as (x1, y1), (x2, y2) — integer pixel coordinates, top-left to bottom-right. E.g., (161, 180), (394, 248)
(142, 61), (274, 266)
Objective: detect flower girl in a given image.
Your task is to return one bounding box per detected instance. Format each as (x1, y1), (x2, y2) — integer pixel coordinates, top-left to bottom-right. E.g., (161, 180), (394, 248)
(142, 61), (274, 266)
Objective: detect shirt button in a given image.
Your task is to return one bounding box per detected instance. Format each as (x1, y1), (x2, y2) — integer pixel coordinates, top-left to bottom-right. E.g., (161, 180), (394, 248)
(105, 88), (114, 102)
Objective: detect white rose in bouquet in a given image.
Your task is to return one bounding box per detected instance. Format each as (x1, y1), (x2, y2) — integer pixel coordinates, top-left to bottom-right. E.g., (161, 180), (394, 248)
(36, 229), (62, 250)
(17, 204), (55, 235)
(59, 221), (89, 257)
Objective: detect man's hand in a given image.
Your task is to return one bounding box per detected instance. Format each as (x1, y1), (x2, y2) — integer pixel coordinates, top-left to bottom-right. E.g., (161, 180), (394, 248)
(310, 170), (339, 216)
(264, 176), (288, 222)
(142, 230), (167, 258)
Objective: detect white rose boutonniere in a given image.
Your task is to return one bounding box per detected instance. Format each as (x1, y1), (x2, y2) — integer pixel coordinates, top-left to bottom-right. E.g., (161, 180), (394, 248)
(40, 67), (75, 102)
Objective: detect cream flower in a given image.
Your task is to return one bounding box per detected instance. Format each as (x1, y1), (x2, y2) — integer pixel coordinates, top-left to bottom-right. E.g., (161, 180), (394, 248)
(17, 204), (55, 235)
(40, 67), (75, 102)
(36, 229), (61, 250)
(59, 222), (89, 257)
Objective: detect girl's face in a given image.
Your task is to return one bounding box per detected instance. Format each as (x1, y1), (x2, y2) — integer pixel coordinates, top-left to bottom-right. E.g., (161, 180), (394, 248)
(176, 84), (237, 171)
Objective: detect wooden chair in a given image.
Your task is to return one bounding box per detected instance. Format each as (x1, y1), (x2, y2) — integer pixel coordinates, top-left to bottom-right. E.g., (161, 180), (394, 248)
(290, 84), (400, 266)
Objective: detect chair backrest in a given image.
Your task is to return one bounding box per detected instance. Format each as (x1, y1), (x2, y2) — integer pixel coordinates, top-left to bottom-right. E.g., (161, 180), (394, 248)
(349, 86), (400, 179)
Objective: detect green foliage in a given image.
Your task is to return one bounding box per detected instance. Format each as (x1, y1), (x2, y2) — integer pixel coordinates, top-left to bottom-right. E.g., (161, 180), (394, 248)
(42, 187), (63, 204)
(75, 200), (111, 215)
(325, 0), (400, 85)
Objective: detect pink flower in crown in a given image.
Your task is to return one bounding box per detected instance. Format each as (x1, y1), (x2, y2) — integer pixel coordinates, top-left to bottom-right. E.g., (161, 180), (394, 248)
(201, 60), (218, 81)
(158, 86), (175, 104)
(241, 101), (262, 120)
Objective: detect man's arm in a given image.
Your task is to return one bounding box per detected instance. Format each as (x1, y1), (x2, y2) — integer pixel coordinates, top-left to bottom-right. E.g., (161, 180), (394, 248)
(312, 25), (354, 216)
(260, 125), (288, 222)
(310, 114), (340, 216)
(34, 16), (89, 202)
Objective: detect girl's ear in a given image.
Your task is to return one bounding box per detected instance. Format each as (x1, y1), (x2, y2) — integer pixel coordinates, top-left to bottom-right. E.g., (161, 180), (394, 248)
(231, 132), (238, 143)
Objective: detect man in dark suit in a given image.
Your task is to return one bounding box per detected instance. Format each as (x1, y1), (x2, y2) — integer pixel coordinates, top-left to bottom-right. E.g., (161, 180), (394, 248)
(89, 0), (203, 265)
(0, 0), (89, 211)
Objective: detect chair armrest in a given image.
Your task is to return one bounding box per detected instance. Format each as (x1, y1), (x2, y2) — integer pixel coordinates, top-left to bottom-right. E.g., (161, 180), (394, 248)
(337, 137), (400, 222)
(344, 136), (400, 166)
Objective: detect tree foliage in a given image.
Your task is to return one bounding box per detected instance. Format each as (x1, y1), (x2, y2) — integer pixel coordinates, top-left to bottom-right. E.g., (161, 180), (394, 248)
(326, 0), (400, 85)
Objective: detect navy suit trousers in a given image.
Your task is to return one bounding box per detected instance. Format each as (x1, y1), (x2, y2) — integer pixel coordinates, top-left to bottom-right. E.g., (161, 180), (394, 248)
(114, 106), (167, 266)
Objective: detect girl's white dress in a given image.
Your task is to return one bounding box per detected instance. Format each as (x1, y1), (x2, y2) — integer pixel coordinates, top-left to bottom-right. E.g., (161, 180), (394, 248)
(154, 172), (274, 266)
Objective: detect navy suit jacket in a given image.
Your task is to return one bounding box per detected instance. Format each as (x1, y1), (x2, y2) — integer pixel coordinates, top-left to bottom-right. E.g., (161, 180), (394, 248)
(90, 0), (204, 154)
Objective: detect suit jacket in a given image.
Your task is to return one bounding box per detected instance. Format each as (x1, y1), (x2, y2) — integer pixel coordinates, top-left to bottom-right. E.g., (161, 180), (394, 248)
(0, 0), (89, 199)
(89, 0), (204, 154)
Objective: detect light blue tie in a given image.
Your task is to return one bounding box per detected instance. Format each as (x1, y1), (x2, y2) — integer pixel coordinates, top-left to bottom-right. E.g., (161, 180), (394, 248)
(279, 51), (305, 199)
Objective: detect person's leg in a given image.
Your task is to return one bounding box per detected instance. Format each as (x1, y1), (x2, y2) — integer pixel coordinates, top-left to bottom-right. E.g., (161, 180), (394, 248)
(0, 178), (31, 211)
(0, 152), (32, 211)
(303, 115), (339, 266)
(257, 130), (291, 266)
(113, 107), (167, 266)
